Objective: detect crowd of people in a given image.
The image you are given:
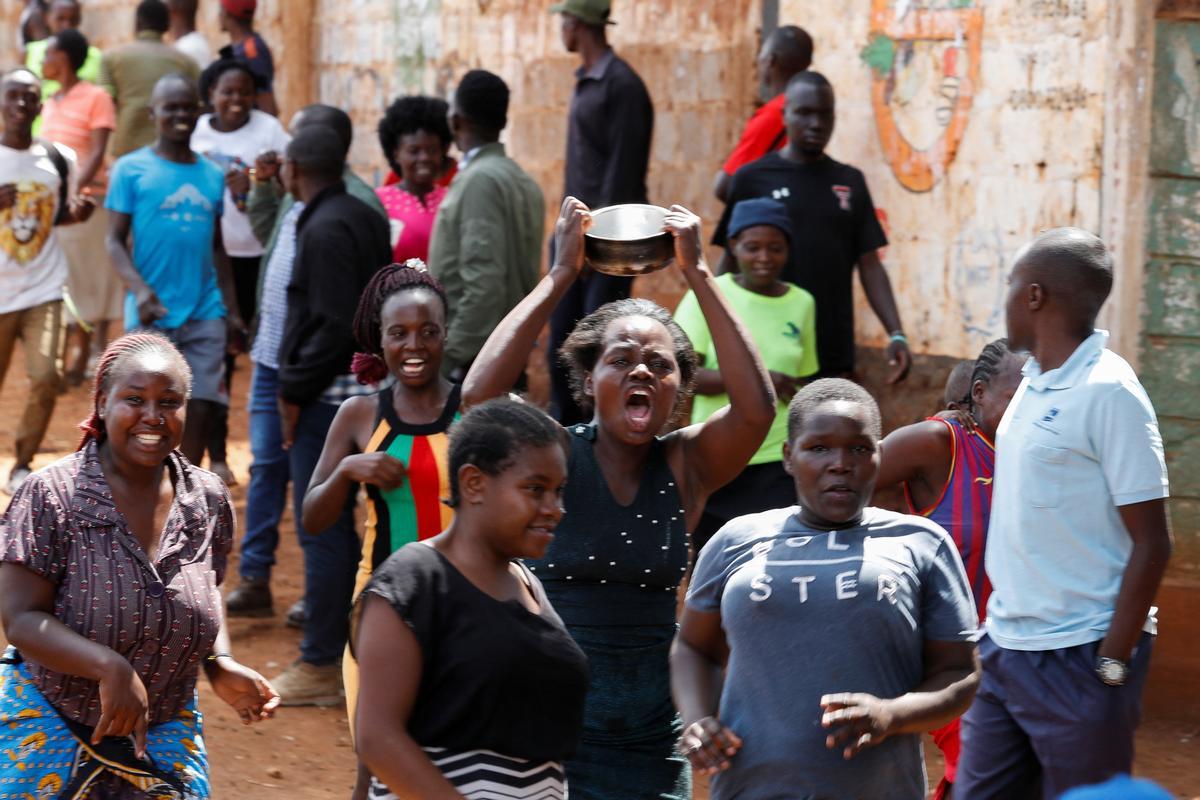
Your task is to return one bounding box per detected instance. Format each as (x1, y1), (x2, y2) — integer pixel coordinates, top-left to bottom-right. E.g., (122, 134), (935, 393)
(0, 0), (1176, 799)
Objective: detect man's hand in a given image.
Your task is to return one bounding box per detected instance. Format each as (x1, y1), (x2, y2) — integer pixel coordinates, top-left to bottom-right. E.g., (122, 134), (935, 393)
(134, 285), (168, 327)
(226, 314), (248, 355)
(820, 693), (897, 759)
(225, 167), (251, 197)
(768, 371), (800, 404)
(254, 151), (281, 183)
(68, 193), (97, 224)
(886, 337), (912, 384)
(278, 398), (300, 450)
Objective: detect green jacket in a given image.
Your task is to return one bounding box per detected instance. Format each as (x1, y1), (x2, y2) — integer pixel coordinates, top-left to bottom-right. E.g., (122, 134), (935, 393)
(427, 142), (545, 373)
(98, 31), (200, 158)
(247, 166), (388, 309)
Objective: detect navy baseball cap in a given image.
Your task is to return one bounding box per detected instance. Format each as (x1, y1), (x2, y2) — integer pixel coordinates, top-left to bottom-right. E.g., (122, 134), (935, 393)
(728, 197), (793, 243)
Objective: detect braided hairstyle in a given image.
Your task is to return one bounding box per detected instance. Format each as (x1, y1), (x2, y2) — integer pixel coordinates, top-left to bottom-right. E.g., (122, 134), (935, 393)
(446, 398), (564, 508)
(350, 260), (449, 384)
(558, 297), (698, 418)
(78, 332), (192, 449)
(968, 338), (1013, 413)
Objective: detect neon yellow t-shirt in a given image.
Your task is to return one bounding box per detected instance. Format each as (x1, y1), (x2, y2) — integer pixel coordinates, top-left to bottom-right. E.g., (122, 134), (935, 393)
(674, 272), (819, 465)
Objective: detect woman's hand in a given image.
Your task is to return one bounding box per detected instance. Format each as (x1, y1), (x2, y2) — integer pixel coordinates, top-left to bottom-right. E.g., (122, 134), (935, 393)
(339, 452), (408, 490)
(678, 716), (743, 776)
(225, 167), (251, 196)
(550, 196), (592, 278)
(820, 692), (896, 759)
(663, 204), (705, 274)
(208, 657), (280, 725)
(768, 371), (800, 404)
(94, 658), (150, 758)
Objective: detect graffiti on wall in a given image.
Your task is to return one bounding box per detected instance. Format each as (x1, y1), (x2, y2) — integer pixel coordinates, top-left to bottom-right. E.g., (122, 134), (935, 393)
(860, 0), (984, 192)
(953, 223), (1007, 339)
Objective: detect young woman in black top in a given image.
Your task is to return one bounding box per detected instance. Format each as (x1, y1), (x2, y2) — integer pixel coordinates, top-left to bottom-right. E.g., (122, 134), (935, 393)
(352, 399), (589, 799)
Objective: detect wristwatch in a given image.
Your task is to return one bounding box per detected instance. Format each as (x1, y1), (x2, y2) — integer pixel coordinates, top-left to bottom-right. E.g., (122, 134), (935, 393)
(1095, 656), (1128, 686)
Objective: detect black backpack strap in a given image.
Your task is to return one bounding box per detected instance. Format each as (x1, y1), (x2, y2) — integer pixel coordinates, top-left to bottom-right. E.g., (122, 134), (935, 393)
(36, 138), (71, 226)
(766, 126), (787, 153)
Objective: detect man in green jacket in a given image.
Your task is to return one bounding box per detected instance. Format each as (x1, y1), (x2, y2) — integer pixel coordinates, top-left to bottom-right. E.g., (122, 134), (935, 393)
(227, 104), (386, 636)
(427, 69), (545, 380)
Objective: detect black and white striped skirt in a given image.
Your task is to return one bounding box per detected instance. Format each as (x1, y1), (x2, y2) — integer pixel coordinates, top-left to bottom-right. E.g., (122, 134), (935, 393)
(368, 747), (566, 799)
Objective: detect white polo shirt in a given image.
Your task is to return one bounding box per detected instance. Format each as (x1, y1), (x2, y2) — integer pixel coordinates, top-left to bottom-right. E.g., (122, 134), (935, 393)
(985, 330), (1169, 651)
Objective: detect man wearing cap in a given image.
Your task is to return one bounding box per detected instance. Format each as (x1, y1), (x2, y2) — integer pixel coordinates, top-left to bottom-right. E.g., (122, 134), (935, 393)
(98, 0), (200, 158)
(547, 0), (654, 424)
(219, 0), (277, 116)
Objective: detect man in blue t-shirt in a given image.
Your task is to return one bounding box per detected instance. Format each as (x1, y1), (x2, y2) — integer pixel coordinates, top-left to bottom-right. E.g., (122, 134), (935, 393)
(106, 73), (243, 464)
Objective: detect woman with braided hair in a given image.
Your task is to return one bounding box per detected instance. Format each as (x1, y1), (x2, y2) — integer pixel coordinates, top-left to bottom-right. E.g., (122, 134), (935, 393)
(0, 331), (278, 799)
(872, 337), (1025, 799)
(301, 259), (461, 798)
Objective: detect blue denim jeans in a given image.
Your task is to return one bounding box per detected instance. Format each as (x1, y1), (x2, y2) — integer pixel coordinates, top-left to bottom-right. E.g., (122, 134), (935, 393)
(289, 400), (359, 666)
(240, 362), (290, 580)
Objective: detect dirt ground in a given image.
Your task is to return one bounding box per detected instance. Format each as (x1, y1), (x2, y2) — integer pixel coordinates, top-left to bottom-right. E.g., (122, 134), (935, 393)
(1, 347), (1197, 799)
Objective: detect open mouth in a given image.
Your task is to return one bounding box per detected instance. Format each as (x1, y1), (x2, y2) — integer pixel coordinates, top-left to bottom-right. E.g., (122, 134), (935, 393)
(133, 433), (167, 448)
(624, 388), (654, 432)
(173, 122), (192, 132)
(400, 358), (426, 378)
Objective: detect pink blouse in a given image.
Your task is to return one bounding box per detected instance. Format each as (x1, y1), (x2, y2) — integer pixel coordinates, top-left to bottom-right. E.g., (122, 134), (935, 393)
(376, 183), (447, 264)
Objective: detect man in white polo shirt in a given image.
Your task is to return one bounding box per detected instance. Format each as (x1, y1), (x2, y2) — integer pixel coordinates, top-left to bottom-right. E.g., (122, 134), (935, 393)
(957, 228), (1172, 799)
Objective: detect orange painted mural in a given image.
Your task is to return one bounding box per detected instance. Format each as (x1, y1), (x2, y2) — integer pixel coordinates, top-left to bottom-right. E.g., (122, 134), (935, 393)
(860, 0), (984, 192)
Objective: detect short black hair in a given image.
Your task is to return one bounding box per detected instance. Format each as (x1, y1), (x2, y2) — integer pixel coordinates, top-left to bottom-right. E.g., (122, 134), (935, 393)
(942, 359), (975, 408)
(378, 95), (452, 175)
(296, 103), (353, 159)
(787, 69), (833, 95)
(166, 0), (198, 16)
(149, 72), (198, 106)
(1017, 227), (1114, 324)
(198, 57), (259, 104)
(454, 69), (509, 133)
(48, 28), (88, 72)
(766, 25), (814, 74)
(136, 0), (170, 33)
(446, 399), (565, 508)
(286, 125), (345, 181)
(786, 378), (882, 442)
(558, 297), (698, 417)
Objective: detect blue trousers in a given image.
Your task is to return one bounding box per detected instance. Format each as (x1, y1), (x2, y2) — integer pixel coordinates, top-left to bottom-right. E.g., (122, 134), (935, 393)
(241, 363), (358, 665)
(956, 632), (1153, 799)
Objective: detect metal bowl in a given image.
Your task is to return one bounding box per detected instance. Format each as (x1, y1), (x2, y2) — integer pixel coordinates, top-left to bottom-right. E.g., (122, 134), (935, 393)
(585, 204), (675, 276)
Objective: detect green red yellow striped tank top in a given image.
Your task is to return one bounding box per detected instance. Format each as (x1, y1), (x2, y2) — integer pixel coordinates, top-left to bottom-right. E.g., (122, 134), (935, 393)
(353, 384), (462, 598)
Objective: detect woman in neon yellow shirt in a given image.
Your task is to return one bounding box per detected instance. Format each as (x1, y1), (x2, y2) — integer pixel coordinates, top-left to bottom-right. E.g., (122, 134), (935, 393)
(674, 197), (818, 549)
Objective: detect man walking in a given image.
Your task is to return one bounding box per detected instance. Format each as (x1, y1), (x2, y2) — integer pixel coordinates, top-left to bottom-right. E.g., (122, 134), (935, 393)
(168, 0), (213, 69)
(956, 229), (1172, 798)
(714, 71), (911, 383)
(267, 125), (391, 705)
(0, 68), (94, 494)
(99, 0), (200, 159)
(105, 74), (242, 465)
(226, 105), (387, 624)
(546, 0), (653, 423)
(427, 69), (544, 382)
(713, 25), (813, 203)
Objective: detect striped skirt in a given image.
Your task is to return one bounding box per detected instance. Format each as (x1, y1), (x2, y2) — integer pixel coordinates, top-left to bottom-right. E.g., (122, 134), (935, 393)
(369, 747), (565, 799)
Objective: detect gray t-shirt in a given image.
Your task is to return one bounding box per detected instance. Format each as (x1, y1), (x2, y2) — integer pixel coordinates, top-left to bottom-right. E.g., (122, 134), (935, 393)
(687, 506), (978, 800)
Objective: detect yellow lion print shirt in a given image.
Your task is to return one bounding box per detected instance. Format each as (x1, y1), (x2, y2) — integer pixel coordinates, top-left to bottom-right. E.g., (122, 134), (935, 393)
(0, 141), (73, 315)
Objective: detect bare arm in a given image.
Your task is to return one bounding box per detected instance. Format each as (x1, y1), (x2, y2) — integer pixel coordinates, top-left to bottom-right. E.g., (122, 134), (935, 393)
(873, 420), (954, 508)
(461, 198), (590, 408)
(1099, 499), (1172, 663)
(0, 562), (151, 752)
(671, 606), (743, 776)
(302, 396), (406, 534)
(212, 225), (245, 336)
(820, 639), (979, 759)
(713, 170), (732, 204)
(665, 208), (775, 502)
(76, 127), (111, 190)
(857, 250), (911, 384)
(255, 90), (278, 117)
(355, 595), (464, 799)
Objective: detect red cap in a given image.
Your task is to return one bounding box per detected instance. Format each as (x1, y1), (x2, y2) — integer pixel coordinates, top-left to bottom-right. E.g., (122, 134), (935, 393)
(220, 0), (256, 20)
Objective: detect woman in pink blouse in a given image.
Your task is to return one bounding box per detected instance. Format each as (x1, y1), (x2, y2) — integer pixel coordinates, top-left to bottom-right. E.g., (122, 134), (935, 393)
(375, 96), (453, 264)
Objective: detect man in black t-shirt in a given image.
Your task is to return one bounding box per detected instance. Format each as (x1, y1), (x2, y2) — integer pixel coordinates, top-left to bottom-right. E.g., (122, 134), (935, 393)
(714, 71), (911, 382)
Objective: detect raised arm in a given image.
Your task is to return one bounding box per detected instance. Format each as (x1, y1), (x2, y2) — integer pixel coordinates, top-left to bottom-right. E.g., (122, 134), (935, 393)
(355, 594), (465, 799)
(664, 207), (775, 500)
(460, 197), (589, 407)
